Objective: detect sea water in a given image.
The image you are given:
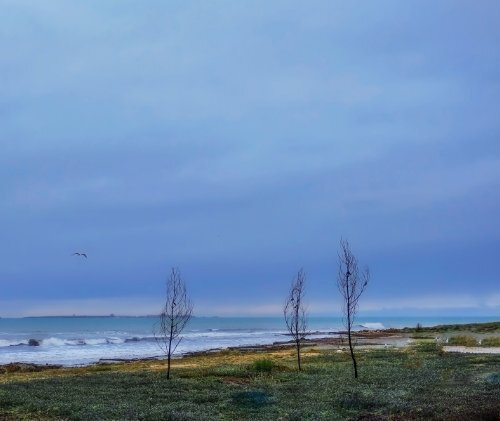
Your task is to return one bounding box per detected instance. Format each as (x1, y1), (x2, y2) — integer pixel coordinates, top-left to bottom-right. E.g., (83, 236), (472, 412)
(0, 316), (497, 366)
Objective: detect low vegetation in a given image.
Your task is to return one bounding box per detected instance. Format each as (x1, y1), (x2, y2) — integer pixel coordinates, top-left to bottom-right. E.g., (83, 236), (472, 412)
(448, 335), (478, 346)
(0, 340), (499, 420)
(401, 321), (500, 334)
(482, 336), (500, 347)
(252, 358), (275, 373)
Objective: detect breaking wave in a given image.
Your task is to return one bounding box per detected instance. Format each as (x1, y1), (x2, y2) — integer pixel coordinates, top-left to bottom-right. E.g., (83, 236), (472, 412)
(0, 337), (127, 348)
(358, 322), (385, 330)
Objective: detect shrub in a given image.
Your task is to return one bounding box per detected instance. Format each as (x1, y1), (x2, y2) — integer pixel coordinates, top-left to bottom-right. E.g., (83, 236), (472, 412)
(481, 337), (500, 347)
(413, 341), (443, 354)
(448, 335), (477, 346)
(252, 358), (274, 373)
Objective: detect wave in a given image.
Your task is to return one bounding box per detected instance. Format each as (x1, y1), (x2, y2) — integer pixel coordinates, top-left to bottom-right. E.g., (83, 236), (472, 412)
(124, 336), (156, 343)
(0, 328), (332, 350)
(0, 339), (25, 347)
(0, 329), (335, 349)
(358, 322), (385, 330)
(0, 337), (127, 348)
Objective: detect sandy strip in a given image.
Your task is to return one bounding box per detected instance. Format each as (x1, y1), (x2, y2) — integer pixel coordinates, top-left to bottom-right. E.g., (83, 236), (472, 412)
(443, 346), (500, 354)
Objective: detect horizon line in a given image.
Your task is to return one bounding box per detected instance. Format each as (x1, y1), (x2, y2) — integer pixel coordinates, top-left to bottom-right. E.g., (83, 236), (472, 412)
(1, 314), (499, 320)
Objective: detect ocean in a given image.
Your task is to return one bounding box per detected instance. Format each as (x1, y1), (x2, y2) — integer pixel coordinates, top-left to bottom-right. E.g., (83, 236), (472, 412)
(0, 315), (497, 366)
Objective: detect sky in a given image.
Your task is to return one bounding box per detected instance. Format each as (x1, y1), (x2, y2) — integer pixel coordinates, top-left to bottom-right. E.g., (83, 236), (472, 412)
(1, 1), (499, 317)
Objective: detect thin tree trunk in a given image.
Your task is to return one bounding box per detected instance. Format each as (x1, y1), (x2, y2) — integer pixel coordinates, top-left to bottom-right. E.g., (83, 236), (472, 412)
(168, 311), (175, 379)
(347, 325), (358, 378)
(346, 273), (358, 378)
(167, 326), (173, 379)
(296, 340), (301, 371)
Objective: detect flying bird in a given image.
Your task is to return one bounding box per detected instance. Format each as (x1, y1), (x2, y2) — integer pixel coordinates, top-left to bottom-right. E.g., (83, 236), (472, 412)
(72, 252), (87, 258)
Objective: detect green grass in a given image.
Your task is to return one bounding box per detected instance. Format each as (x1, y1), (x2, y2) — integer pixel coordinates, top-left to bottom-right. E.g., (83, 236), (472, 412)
(401, 321), (500, 334)
(0, 344), (499, 420)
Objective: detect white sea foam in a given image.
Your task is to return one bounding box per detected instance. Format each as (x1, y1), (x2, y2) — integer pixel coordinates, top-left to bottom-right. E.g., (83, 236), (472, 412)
(43, 338), (80, 346)
(358, 322), (385, 330)
(85, 338), (108, 345)
(0, 339), (24, 347)
(107, 337), (125, 344)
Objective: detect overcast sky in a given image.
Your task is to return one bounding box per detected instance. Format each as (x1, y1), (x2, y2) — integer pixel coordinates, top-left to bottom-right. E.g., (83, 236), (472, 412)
(1, 1), (499, 317)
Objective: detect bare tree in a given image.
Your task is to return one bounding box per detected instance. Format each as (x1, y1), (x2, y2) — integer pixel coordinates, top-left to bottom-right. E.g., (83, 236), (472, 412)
(284, 268), (307, 371)
(337, 238), (369, 379)
(155, 267), (193, 379)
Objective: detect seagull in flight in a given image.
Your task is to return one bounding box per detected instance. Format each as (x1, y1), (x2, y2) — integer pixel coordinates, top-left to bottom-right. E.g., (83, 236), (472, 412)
(72, 252), (87, 258)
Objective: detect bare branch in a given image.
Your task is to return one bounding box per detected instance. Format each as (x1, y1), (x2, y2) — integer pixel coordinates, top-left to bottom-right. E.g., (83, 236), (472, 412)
(154, 267), (193, 379)
(284, 268), (307, 370)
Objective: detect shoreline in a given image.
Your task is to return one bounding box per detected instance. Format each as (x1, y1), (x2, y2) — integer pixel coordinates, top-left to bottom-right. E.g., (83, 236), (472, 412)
(0, 330), (400, 373)
(2, 321), (499, 373)
(0, 322), (500, 373)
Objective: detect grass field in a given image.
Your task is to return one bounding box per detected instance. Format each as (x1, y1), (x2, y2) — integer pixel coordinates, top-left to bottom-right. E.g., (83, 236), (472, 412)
(0, 338), (499, 420)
